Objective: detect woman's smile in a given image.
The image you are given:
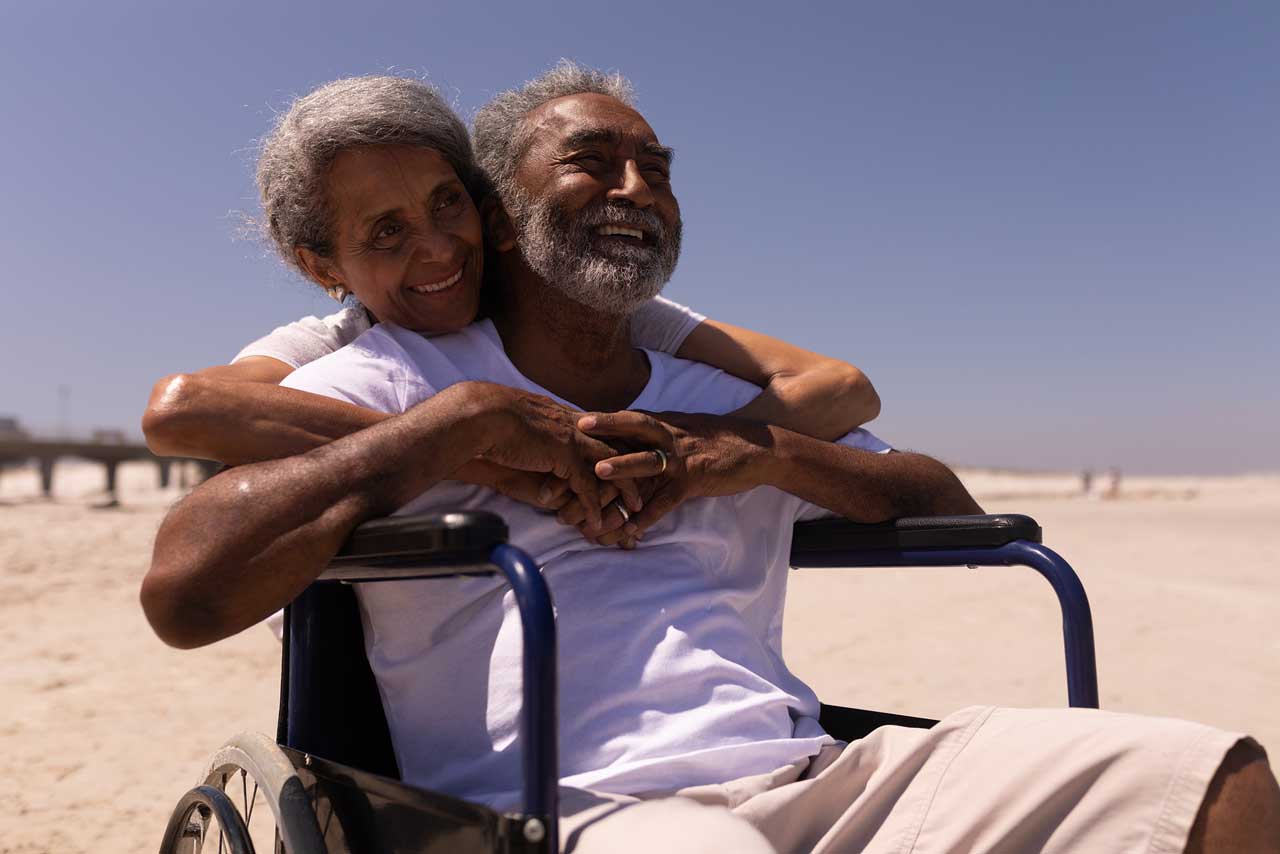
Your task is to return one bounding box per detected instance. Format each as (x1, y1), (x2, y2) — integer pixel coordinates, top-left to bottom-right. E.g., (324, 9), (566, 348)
(409, 263), (466, 295)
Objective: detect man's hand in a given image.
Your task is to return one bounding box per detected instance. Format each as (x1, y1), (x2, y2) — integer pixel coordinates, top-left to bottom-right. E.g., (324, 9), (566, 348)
(577, 408), (983, 537)
(575, 410), (772, 538)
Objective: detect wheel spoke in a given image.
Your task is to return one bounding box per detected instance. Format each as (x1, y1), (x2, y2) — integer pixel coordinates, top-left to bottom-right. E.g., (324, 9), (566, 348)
(246, 779), (259, 827)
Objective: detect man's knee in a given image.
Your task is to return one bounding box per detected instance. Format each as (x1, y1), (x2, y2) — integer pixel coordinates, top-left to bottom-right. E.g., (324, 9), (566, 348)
(1186, 739), (1280, 854)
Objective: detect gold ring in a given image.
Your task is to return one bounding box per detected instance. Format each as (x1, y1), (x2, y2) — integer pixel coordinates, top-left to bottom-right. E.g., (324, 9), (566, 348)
(613, 500), (630, 523)
(654, 449), (668, 474)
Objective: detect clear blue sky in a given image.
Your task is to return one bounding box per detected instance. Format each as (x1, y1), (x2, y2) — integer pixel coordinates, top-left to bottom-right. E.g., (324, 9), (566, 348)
(2, 1), (1276, 473)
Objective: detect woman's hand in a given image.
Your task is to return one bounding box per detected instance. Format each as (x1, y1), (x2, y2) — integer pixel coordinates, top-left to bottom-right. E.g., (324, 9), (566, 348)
(462, 384), (642, 530)
(547, 477), (654, 549)
(460, 461), (644, 546)
(575, 410), (772, 539)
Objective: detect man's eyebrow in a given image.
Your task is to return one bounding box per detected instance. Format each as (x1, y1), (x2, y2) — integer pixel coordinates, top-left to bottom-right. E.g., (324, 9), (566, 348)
(560, 128), (621, 150)
(559, 128), (675, 164)
(643, 141), (675, 166)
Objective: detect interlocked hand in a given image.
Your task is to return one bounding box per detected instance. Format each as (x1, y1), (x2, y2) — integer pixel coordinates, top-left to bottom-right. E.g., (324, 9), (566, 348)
(573, 410), (770, 541)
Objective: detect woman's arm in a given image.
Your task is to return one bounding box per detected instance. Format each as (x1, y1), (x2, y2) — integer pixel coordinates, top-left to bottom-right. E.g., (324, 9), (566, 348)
(142, 357), (390, 465)
(142, 357), (641, 521)
(675, 319), (880, 441)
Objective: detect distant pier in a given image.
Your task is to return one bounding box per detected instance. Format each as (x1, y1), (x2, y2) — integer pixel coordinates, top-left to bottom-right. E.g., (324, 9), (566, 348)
(0, 437), (217, 504)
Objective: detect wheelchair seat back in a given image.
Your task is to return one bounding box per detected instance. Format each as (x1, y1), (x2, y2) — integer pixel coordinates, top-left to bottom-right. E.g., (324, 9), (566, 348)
(281, 583), (401, 779)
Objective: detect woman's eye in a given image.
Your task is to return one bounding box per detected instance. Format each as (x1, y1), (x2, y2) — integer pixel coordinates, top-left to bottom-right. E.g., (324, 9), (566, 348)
(370, 222), (404, 249)
(434, 192), (463, 213)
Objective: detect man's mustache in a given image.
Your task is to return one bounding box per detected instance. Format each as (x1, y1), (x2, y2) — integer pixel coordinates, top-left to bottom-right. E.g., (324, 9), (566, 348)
(573, 202), (669, 244)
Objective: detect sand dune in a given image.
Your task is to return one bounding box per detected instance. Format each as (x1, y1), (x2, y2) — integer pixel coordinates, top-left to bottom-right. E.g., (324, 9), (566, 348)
(2, 461), (1276, 852)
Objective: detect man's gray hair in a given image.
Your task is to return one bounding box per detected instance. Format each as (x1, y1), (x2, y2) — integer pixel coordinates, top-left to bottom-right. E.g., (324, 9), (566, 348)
(256, 75), (479, 276)
(472, 60), (635, 201)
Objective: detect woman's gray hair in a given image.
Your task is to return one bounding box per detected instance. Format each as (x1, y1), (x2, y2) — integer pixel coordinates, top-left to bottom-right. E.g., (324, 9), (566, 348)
(256, 75), (479, 276)
(472, 60), (634, 202)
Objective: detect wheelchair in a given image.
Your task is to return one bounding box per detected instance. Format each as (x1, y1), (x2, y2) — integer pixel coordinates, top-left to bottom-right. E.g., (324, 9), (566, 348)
(158, 511), (1097, 853)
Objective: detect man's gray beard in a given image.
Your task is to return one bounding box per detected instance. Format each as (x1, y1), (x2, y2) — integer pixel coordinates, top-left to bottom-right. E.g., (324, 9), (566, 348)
(505, 189), (682, 316)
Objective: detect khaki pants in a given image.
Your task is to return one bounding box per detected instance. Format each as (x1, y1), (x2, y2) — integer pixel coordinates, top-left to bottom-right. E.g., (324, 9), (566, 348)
(559, 706), (1244, 853)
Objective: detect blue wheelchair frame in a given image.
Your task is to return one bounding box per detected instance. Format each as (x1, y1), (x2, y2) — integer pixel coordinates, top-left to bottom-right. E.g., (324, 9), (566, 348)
(254, 510), (1099, 853)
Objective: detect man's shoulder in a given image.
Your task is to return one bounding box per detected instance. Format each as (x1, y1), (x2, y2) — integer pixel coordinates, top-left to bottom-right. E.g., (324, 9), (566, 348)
(278, 323), (427, 413)
(280, 321), (510, 413)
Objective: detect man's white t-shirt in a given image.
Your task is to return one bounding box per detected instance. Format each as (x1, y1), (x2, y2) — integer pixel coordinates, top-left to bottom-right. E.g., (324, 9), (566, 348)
(280, 319), (890, 808)
(235, 294), (705, 369)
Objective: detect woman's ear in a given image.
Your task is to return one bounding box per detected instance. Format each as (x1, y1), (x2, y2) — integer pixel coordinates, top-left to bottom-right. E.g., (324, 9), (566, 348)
(481, 196), (518, 253)
(295, 247), (345, 300)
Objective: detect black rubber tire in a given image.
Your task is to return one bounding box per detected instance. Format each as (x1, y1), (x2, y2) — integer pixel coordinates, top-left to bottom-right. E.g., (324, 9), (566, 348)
(157, 784), (255, 854)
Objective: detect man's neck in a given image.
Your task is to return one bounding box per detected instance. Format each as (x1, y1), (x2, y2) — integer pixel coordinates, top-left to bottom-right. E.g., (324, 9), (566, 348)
(493, 262), (650, 413)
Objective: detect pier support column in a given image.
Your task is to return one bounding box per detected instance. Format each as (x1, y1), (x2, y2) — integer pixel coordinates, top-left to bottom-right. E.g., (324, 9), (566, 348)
(38, 457), (55, 498)
(104, 460), (119, 503)
(157, 460), (172, 489)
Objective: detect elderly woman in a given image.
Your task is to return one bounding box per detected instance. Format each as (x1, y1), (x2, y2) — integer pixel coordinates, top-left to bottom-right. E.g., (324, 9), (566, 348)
(142, 74), (882, 541)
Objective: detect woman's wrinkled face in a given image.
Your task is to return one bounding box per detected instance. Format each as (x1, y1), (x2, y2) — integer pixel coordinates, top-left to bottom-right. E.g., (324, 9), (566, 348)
(301, 145), (485, 333)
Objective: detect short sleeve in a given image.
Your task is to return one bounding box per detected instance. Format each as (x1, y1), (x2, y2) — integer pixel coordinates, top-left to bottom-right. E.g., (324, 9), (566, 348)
(232, 304), (372, 369)
(630, 296), (707, 354)
(793, 429), (895, 522)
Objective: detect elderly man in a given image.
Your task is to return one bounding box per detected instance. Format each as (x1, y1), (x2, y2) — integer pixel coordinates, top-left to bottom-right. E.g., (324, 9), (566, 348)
(144, 64), (1278, 853)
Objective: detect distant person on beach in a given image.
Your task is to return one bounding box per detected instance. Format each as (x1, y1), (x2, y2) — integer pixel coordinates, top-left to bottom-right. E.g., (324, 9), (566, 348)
(143, 63), (1279, 853)
(1107, 466), (1124, 498)
(142, 74), (881, 545)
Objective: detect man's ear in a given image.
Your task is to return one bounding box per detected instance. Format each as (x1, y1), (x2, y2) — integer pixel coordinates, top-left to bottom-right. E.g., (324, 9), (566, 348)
(481, 196), (518, 253)
(295, 247), (345, 300)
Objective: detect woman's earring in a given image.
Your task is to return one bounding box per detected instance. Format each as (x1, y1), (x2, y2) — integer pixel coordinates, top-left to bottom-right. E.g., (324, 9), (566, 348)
(326, 285), (348, 302)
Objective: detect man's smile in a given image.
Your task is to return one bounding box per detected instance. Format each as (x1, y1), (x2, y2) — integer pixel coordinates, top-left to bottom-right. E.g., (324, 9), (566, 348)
(593, 223), (656, 249)
(595, 224), (646, 241)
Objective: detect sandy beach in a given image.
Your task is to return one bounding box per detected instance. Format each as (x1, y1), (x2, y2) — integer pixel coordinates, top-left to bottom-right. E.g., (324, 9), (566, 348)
(2, 460), (1277, 853)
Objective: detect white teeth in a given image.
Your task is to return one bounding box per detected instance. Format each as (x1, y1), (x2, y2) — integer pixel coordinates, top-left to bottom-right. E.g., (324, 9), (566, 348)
(410, 268), (463, 294)
(596, 225), (644, 240)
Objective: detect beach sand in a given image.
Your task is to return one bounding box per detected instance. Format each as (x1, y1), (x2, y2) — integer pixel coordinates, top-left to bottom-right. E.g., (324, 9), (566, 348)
(2, 461), (1276, 853)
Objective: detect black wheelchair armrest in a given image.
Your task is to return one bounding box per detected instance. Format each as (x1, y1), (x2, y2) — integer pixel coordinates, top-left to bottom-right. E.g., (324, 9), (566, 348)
(792, 513), (1041, 559)
(321, 511), (509, 581)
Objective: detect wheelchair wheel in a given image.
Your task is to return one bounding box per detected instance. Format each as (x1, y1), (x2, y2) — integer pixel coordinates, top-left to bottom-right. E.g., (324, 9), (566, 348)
(158, 785), (255, 853)
(159, 732), (326, 854)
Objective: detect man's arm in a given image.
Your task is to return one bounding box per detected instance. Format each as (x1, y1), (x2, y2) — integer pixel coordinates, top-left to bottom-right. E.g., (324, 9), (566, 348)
(578, 411), (982, 533)
(142, 383), (623, 650)
(759, 429), (983, 519)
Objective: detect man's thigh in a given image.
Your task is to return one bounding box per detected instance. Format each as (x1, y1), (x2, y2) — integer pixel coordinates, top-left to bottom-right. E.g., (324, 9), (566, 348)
(558, 786), (774, 853)
(732, 706), (1243, 854)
